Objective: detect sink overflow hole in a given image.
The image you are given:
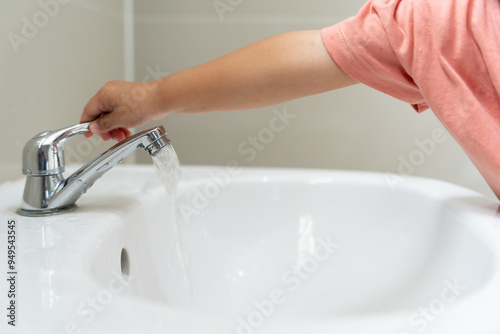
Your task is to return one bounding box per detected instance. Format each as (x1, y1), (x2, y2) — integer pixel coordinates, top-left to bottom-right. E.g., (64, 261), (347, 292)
(120, 248), (130, 281)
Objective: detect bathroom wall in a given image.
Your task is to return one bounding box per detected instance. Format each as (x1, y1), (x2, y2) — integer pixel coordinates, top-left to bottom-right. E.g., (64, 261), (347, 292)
(133, 0), (495, 198)
(0, 0), (127, 184)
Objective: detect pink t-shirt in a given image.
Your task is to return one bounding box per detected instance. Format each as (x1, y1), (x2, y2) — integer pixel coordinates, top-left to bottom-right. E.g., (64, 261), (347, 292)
(321, 0), (500, 198)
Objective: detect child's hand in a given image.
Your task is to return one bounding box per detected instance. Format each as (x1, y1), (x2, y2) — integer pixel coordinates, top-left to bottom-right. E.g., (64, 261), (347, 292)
(80, 80), (163, 141)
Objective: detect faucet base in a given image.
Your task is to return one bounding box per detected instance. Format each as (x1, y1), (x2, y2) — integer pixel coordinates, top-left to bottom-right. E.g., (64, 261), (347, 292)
(17, 204), (78, 217)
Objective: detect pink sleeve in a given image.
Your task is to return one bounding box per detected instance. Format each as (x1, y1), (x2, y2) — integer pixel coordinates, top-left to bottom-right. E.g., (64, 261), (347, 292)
(321, 0), (429, 112)
(321, 0), (500, 199)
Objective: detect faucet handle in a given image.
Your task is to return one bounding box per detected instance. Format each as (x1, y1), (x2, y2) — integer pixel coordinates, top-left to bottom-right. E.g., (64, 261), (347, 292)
(22, 122), (91, 176)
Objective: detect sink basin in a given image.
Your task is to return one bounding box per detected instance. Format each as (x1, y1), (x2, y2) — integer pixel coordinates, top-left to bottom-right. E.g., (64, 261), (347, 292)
(1, 165), (499, 334)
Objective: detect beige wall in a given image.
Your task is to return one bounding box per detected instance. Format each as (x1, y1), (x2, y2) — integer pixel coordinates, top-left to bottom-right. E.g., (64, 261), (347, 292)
(134, 0), (494, 198)
(0, 0), (125, 184)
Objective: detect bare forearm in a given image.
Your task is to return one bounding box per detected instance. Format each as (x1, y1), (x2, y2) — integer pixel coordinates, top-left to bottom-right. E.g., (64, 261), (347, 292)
(81, 30), (356, 140)
(157, 30), (356, 114)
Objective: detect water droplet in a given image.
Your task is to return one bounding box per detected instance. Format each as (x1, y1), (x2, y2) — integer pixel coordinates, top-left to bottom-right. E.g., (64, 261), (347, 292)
(26, 169), (32, 175)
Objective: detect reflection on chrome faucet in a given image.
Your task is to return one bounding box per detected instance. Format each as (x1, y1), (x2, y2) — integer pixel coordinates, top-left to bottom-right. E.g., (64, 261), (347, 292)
(18, 122), (170, 216)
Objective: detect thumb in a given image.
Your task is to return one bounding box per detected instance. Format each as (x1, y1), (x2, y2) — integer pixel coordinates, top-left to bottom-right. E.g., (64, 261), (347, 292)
(88, 120), (110, 141)
(88, 121), (101, 134)
(88, 113), (119, 140)
(93, 109), (125, 133)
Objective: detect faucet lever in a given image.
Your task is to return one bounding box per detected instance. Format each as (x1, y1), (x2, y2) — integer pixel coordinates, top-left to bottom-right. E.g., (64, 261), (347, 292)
(22, 122), (91, 176)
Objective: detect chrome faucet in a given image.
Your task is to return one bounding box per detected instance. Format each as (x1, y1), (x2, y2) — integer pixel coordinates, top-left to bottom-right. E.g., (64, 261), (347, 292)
(18, 122), (170, 216)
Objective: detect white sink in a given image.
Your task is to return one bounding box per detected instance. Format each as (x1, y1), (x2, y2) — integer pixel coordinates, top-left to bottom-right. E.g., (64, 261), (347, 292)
(1, 165), (499, 334)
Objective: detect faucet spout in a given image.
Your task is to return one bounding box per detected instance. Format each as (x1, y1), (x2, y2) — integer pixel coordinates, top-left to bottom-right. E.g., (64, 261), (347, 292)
(18, 123), (170, 216)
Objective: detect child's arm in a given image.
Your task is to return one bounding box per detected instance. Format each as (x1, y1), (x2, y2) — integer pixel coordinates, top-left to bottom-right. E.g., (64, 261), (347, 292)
(80, 30), (357, 141)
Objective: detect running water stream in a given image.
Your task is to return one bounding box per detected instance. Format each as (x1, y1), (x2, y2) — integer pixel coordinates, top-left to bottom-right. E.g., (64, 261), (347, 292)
(152, 144), (193, 305)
